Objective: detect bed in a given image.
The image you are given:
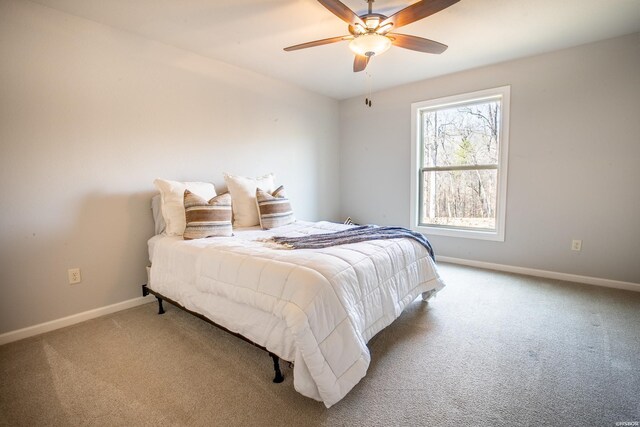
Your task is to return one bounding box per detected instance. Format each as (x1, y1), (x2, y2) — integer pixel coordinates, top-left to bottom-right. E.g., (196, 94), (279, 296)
(145, 218), (444, 408)
(145, 176), (445, 407)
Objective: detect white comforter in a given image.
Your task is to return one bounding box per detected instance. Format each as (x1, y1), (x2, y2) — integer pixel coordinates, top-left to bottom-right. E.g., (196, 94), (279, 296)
(149, 221), (444, 407)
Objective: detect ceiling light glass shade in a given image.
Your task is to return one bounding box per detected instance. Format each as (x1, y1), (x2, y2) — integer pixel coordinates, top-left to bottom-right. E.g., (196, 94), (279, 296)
(353, 23), (367, 34)
(375, 23), (393, 34)
(349, 34), (391, 57)
(364, 17), (380, 29)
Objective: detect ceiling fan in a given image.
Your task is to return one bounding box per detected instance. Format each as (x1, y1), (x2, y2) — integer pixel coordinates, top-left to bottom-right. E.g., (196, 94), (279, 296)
(284, 0), (459, 72)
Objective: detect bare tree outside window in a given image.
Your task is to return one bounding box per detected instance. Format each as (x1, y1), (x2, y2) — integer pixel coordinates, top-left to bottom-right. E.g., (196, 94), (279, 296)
(412, 87), (510, 240)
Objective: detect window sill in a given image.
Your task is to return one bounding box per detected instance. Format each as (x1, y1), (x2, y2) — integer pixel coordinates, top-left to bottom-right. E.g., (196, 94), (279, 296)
(412, 225), (505, 242)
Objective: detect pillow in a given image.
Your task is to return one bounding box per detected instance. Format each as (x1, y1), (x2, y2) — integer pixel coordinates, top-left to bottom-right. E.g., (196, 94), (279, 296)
(183, 190), (233, 240)
(343, 217), (358, 226)
(223, 173), (275, 227)
(256, 185), (295, 230)
(154, 178), (217, 236)
(151, 194), (166, 235)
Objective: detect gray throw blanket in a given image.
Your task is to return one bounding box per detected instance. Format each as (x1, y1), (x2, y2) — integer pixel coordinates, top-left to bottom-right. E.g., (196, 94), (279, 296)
(270, 225), (435, 260)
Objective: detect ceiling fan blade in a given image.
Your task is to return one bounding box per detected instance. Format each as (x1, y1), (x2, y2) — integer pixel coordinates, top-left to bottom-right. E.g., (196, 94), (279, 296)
(380, 0), (459, 30)
(390, 33), (448, 54)
(353, 55), (369, 72)
(284, 35), (352, 52)
(318, 0), (366, 27)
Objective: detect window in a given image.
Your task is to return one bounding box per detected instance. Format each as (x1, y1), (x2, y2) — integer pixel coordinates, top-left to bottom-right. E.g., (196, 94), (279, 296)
(410, 86), (510, 241)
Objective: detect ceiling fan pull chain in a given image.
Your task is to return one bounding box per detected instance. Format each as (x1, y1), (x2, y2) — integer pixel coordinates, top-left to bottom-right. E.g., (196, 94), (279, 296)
(367, 71), (373, 107)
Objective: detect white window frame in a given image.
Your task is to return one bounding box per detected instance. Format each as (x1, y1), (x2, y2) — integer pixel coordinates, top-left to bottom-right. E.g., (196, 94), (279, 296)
(410, 86), (510, 241)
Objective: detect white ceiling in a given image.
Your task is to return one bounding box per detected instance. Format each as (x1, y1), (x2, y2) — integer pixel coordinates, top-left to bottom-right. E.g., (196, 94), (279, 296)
(31, 0), (640, 100)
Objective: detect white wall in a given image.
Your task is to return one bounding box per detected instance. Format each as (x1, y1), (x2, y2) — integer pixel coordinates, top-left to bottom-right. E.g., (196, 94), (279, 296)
(0, 0), (340, 334)
(1, 0), (637, 337)
(339, 33), (640, 284)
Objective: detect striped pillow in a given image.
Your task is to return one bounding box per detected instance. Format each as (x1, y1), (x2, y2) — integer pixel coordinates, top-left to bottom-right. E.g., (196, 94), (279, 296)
(183, 190), (233, 240)
(256, 185), (295, 230)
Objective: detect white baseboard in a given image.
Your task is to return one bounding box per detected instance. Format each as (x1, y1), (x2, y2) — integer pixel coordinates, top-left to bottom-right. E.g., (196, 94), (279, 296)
(437, 256), (640, 293)
(0, 296), (152, 346)
(2, 260), (637, 346)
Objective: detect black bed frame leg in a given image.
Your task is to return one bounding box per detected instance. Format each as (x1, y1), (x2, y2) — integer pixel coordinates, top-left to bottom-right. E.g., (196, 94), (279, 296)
(156, 297), (165, 315)
(269, 352), (284, 383)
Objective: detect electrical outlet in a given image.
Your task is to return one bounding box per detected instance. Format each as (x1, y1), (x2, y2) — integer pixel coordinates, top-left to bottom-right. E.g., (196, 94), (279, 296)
(68, 268), (81, 284)
(571, 240), (582, 251)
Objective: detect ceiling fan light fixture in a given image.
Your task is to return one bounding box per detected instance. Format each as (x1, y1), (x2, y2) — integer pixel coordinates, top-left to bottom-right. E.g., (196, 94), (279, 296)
(365, 17), (380, 29)
(349, 33), (391, 57)
(353, 23), (367, 34)
(375, 23), (393, 34)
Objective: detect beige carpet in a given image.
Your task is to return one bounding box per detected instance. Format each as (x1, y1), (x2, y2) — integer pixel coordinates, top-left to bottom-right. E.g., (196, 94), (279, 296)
(1, 264), (639, 426)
